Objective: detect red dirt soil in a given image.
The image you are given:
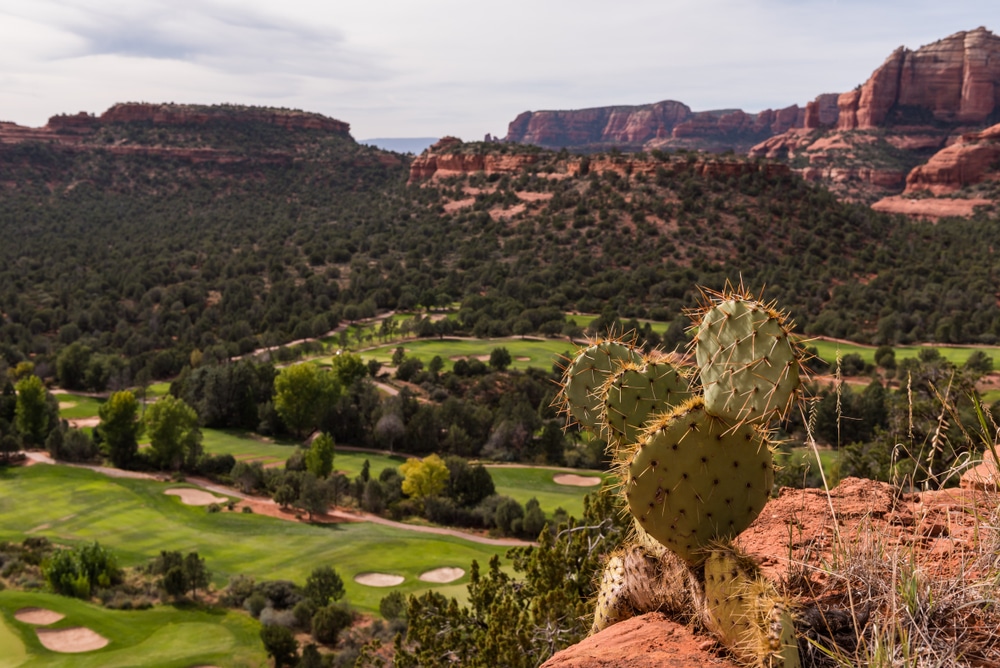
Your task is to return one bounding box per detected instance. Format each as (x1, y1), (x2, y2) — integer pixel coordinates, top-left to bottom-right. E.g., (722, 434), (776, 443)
(544, 476), (999, 667)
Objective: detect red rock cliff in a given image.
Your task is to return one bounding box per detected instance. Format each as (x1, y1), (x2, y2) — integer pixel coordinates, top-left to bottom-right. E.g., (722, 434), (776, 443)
(838, 27), (1000, 130)
(903, 122), (1000, 195)
(96, 103), (351, 134)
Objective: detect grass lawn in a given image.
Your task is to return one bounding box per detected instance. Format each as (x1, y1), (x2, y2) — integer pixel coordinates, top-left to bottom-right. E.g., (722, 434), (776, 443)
(486, 466), (608, 520)
(200, 429), (408, 477)
(56, 395), (104, 421)
(0, 591), (264, 668)
(0, 465), (507, 615)
(359, 337), (576, 372)
(805, 339), (1000, 368)
(778, 446), (840, 484)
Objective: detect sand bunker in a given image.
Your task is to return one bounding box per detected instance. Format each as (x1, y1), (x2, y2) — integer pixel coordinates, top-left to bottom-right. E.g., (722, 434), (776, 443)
(553, 473), (602, 487)
(419, 567), (465, 583)
(68, 417), (100, 428)
(36, 627), (108, 653)
(14, 608), (64, 625)
(164, 488), (228, 506)
(57, 401), (77, 409)
(354, 572), (405, 587)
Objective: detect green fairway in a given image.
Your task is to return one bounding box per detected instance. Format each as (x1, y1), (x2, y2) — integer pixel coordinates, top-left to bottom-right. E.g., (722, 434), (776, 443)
(201, 429), (408, 476)
(56, 395), (104, 420)
(0, 591), (264, 668)
(806, 339), (1000, 368)
(0, 465), (507, 614)
(0, 612), (28, 668)
(486, 466), (607, 519)
(360, 337), (575, 372)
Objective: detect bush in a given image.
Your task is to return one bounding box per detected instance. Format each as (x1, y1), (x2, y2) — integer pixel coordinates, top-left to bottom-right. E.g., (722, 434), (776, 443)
(245, 592), (268, 618)
(206, 503), (221, 513)
(221, 574), (255, 607)
(379, 590), (407, 621)
(259, 606), (297, 628)
(312, 602), (353, 645)
(241, 505), (253, 514)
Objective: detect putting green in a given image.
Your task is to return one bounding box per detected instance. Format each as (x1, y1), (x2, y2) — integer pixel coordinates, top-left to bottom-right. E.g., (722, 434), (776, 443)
(0, 613), (27, 667)
(0, 590), (263, 668)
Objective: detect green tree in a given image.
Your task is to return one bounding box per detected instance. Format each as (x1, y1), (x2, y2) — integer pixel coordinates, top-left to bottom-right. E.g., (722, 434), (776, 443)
(305, 432), (335, 478)
(98, 390), (141, 468)
(400, 454), (449, 501)
(273, 364), (340, 438)
(260, 624), (299, 667)
(184, 551), (210, 599)
(489, 347), (512, 372)
(311, 603), (353, 645)
(144, 394), (201, 470)
(304, 565), (345, 607)
(56, 342), (92, 391)
(15, 375), (50, 446)
(297, 472), (330, 520)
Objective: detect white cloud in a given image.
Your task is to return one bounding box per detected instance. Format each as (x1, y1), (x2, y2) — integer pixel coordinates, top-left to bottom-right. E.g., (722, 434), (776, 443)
(0, 0), (996, 138)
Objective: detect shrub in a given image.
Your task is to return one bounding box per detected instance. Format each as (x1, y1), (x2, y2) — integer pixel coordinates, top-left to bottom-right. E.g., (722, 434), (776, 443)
(312, 603), (353, 645)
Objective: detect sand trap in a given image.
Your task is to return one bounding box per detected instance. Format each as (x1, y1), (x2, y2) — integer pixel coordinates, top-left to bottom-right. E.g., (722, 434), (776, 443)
(553, 473), (602, 487)
(14, 608), (64, 625)
(419, 567), (465, 583)
(164, 488), (228, 506)
(58, 401), (77, 409)
(36, 626), (108, 652)
(354, 572), (405, 587)
(68, 417), (100, 428)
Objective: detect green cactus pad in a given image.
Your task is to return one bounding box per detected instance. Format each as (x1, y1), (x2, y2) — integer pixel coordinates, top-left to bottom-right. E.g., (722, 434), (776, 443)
(704, 545), (800, 668)
(624, 398), (773, 566)
(600, 360), (693, 456)
(694, 296), (802, 427)
(559, 340), (643, 431)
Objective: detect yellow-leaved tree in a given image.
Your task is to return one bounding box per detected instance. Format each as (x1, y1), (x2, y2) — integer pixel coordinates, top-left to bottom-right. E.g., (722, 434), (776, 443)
(400, 454), (449, 502)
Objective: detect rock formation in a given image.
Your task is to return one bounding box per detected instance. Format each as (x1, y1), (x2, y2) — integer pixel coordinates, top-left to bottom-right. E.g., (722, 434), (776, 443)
(838, 27), (1000, 130)
(903, 122), (1000, 195)
(504, 96), (839, 154)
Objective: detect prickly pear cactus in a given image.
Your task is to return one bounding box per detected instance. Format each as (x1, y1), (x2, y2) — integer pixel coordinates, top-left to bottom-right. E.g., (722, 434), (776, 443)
(599, 358), (693, 454)
(703, 544), (800, 668)
(693, 291), (802, 427)
(559, 339), (644, 431)
(624, 397), (773, 566)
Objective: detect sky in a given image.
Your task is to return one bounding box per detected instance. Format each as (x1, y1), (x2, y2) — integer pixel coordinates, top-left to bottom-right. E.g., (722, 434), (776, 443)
(0, 1), (995, 140)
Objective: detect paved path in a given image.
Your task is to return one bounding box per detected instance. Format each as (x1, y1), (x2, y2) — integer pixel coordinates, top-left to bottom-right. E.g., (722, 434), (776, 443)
(21, 452), (533, 547)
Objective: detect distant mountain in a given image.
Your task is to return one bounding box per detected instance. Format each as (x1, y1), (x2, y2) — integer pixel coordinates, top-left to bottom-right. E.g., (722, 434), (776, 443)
(359, 137), (439, 154)
(504, 27), (1000, 216)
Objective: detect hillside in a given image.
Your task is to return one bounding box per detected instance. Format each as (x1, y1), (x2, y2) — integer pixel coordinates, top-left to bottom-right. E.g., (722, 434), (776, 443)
(3, 111), (1000, 386)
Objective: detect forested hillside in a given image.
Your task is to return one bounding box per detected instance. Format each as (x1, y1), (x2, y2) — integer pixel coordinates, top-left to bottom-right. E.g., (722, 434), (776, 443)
(2, 109), (1000, 388)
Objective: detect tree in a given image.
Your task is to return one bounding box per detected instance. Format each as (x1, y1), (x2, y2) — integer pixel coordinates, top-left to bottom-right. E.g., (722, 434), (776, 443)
(305, 565), (345, 607)
(184, 551), (210, 599)
(56, 342), (92, 391)
(144, 394), (201, 470)
(374, 413), (404, 453)
(98, 390), (141, 468)
(260, 624), (299, 668)
(400, 454), (449, 501)
(311, 603), (353, 645)
(305, 432), (335, 478)
(15, 375), (50, 446)
(297, 472), (330, 520)
(273, 364), (340, 438)
(490, 346), (512, 371)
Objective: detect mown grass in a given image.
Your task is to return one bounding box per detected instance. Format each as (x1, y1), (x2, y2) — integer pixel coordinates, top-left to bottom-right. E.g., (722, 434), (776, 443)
(358, 337), (575, 372)
(55, 395), (104, 421)
(486, 466), (607, 519)
(200, 429), (408, 477)
(0, 591), (264, 668)
(806, 338), (1000, 367)
(0, 465), (506, 614)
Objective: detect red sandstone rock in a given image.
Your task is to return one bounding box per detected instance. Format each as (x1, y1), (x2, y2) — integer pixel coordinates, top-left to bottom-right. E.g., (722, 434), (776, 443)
(505, 101), (692, 148)
(839, 28), (1000, 130)
(904, 122), (1000, 195)
(99, 103), (350, 134)
(541, 613), (741, 668)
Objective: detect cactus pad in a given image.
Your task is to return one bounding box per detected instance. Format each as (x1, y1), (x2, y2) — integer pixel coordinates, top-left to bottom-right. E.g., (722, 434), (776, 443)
(703, 545), (800, 668)
(694, 295), (802, 427)
(600, 359), (693, 455)
(624, 398), (773, 566)
(559, 340), (643, 431)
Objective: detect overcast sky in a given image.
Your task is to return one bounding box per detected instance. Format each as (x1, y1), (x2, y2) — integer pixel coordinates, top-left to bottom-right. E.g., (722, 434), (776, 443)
(0, 1), (994, 140)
